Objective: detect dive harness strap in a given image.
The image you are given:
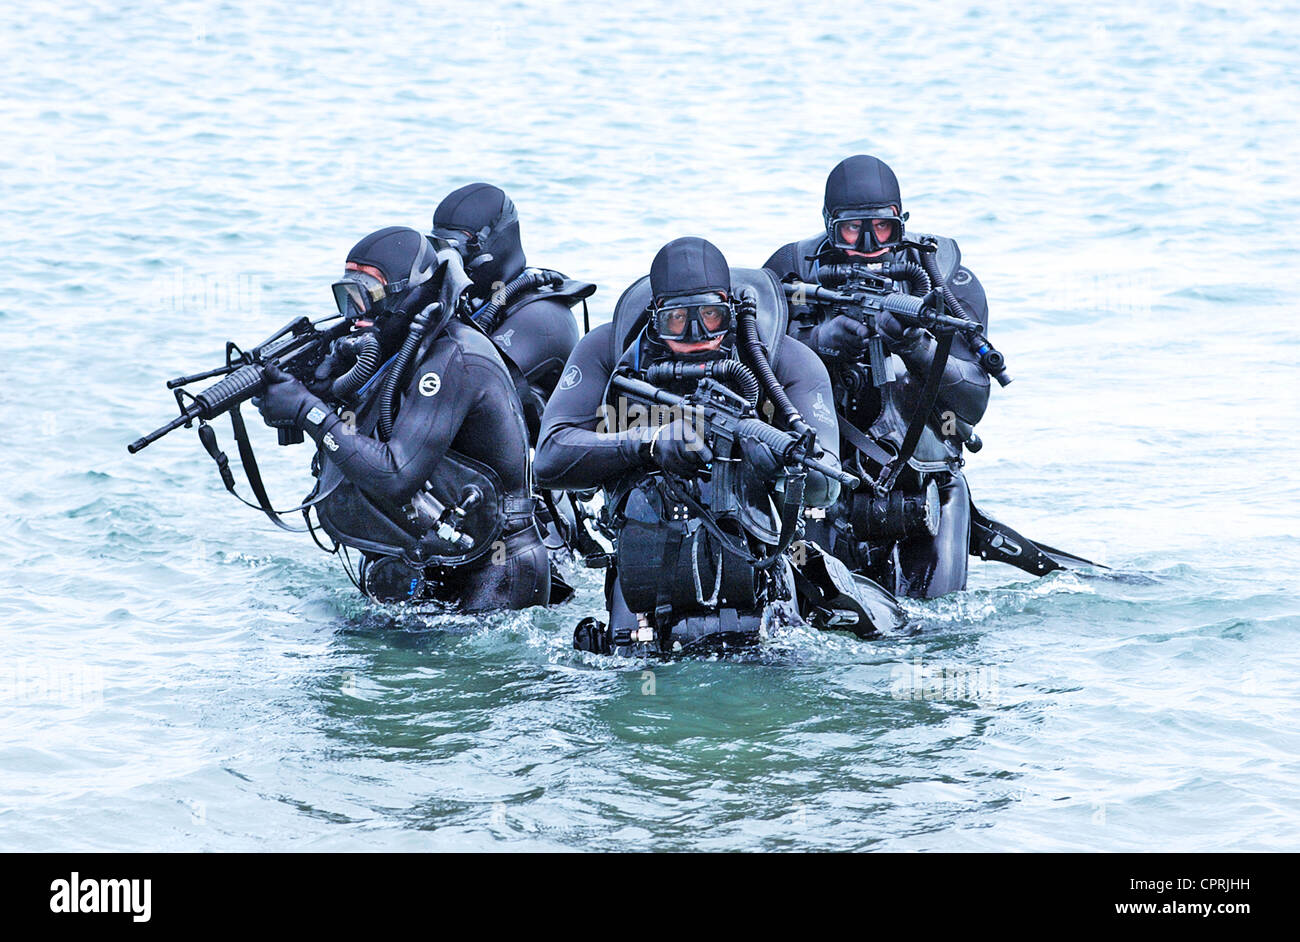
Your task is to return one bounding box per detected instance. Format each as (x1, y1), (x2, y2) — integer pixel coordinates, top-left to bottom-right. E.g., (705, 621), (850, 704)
(837, 411), (896, 468)
(504, 495), (541, 522)
(836, 332), (955, 494)
(659, 468), (806, 572)
(654, 524), (685, 628)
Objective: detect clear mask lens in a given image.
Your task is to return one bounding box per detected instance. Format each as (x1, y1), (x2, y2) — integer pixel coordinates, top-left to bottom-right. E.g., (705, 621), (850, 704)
(652, 293), (732, 342)
(830, 212), (904, 252)
(331, 272), (386, 318)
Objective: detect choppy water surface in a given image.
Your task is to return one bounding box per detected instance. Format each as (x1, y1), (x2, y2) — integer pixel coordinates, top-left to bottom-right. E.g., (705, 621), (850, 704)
(1, 0), (1297, 851)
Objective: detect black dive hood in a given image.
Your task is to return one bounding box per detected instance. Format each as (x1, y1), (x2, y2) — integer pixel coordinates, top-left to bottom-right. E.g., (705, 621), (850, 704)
(822, 155), (906, 253)
(824, 154), (903, 216)
(642, 237), (733, 359)
(342, 226), (444, 354)
(431, 183), (526, 292)
(649, 236), (731, 299)
(346, 226), (436, 286)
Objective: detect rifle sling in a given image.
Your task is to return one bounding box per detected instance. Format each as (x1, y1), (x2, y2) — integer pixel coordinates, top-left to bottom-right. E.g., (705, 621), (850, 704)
(879, 331), (954, 493)
(228, 405), (302, 531)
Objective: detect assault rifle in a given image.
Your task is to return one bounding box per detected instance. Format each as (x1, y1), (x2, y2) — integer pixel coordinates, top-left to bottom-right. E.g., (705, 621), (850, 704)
(784, 262), (1012, 387)
(127, 314), (352, 455)
(610, 373), (858, 491)
(126, 314), (360, 530)
(610, 372), (858, 570)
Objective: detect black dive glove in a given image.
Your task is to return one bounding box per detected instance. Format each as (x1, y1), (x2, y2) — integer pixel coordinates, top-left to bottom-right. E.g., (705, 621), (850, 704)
(811, 312), (927, 360)
(642, 418), (713, 478)
(256, 362), (328, 432)
(306, 342), (346, 398)
(739, 437), (840, 506)
(810, 314), (871, 359)
(874, 309), (927, 351)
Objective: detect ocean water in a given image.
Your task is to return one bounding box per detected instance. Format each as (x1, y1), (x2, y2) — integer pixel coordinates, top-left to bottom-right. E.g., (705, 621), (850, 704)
(1, 0), (1297, 851)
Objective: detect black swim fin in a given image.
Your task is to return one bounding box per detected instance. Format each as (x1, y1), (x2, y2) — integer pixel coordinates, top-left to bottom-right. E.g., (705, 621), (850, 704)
(968, 499), (1107, 576)
(549, 563), (577, 605)
(792, 541), (907, 637)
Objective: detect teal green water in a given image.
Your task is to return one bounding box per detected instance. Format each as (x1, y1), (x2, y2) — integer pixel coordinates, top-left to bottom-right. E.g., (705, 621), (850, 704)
(1, 0), (1297, 850)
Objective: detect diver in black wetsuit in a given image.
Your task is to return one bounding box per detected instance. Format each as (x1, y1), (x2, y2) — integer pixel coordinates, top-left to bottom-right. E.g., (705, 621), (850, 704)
(764, 155), (993, 599)
(431, 183), (599, 560)
(430, 183), (594, 437)
(536, 237), (901, 653)
(256, 225), (550, 611)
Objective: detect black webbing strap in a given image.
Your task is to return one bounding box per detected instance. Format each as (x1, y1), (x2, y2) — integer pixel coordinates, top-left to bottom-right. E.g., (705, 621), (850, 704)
(837, 411), (895, 468)
(877, 331), (954, 494)
(228, 404), (304, 531)
(539, 488), (604, 558)
(653, 523), (685, 628)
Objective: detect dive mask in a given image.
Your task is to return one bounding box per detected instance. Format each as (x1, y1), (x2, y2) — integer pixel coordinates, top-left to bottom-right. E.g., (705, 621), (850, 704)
(826, 208), (908, 253)
(429, 225), (486, 257)
(650, 292), (732, 344)
(331, 269), (414, 319)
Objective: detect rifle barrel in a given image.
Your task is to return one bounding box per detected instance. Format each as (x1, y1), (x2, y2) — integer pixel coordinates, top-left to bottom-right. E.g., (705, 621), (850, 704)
(130, 316), (346, 456)
(127, 405), (201, 454)
(783, 279), (1012, 385)
(166, 363), (239, 389)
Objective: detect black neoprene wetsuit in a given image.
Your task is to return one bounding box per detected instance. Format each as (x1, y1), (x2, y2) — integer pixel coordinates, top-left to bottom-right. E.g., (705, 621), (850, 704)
(479, 292), (581, 410)
(311, 319), (549, 610)
(763, 234), (992, 598)
(534, 323), (843, 636)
